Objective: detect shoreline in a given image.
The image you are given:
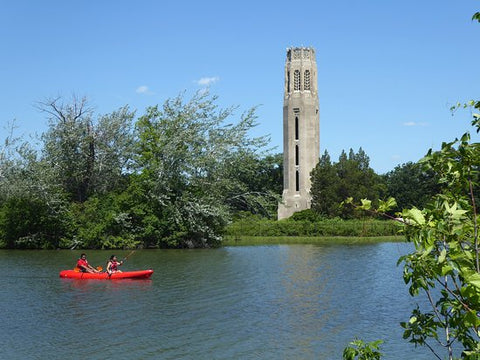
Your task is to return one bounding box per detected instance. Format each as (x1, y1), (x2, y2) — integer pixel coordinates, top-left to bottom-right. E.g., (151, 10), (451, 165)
(222, 235), (406, 246)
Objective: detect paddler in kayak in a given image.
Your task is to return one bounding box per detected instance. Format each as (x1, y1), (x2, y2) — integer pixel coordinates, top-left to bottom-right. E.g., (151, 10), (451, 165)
(76, 253), (101, 273)
(106, 255), (123, 275)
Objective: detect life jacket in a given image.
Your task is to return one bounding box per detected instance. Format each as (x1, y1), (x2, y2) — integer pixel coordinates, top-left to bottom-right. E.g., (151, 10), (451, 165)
(109, 261), (119, 272)
(76, 259), (88, 272)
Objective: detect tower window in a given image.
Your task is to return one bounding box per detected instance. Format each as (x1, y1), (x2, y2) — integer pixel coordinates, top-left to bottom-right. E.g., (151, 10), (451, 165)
(304, 70), (311, 91)
(295, 117), (299, 140)
(295, 170), (300, 192)
(295, 145), (299, 165)
(287, 71), (290, 93)
(294, 70), (300, 91)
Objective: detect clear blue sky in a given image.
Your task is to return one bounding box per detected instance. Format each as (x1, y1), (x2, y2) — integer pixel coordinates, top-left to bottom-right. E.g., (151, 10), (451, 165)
(1, 0), (479, 174)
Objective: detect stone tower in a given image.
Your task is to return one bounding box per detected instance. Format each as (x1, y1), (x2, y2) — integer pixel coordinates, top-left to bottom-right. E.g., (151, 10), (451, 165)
(278, 47), (320, 220)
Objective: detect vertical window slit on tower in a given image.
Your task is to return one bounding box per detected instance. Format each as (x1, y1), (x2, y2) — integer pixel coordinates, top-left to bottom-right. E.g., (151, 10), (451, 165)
(295, 145), (299, 165)
(287, 71), (290, 93)
(295, 117), (299, 140)
(295, 171), (300, 192)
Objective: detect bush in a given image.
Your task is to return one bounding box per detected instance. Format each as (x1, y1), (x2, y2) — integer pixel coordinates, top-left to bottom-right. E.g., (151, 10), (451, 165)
(225, 215), (399, 238)
(0, 196), (70, 249)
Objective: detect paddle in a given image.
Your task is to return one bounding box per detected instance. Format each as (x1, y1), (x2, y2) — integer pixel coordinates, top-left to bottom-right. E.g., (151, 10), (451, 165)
(121, 250), (136, 263)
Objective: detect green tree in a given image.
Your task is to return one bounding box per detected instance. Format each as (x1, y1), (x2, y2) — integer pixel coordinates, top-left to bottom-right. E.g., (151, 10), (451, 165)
(310, 150), (341, 217)
(310, 148), (384, 218)
(0, 120), (72, 248)
(225, 152), (282, 217)
(383, 162), (440, 213)
(0, 96), (136, 248)
(39, 96), (135, 202)
(397, 112), (480, 359)
(351, 101), (480, 359)
(132, 91), (271, 247)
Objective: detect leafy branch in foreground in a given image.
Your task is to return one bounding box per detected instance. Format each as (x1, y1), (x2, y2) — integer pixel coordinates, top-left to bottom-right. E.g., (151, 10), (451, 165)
(348, 102), (480, 360)
(343, 339), (383, 360)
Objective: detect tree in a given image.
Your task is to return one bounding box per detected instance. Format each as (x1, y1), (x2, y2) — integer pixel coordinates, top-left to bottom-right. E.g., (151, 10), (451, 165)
(351, 101), (480, 359)
(39, 96), (96, 202)
(90, 107), (136, 193)
(0, 120), (72, 248)
(132, 91), (271, 247)
(0, 96), (136, 248)
(383, 162), (440, 213)
(224, 152), (282, 217)
(39, 96), (135, 202)
(310, 150), (341, 217)
(396, 106), (480, 359)
(310, 148), (384, 218)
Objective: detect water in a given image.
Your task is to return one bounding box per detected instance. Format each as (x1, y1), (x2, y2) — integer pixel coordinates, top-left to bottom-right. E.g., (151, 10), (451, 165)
(0, 243), (435, 359)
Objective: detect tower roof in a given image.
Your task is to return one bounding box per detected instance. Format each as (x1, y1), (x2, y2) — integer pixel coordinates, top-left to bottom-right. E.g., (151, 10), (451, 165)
(286, 47), (316, 61)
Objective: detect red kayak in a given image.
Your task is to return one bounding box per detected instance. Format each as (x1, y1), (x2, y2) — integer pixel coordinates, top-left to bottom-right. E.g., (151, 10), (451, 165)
(59, 269), (153, 279)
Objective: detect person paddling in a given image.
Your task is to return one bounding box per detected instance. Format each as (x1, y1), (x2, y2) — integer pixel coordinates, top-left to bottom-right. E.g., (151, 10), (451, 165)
(76, 253), (101, 273)
(106, 255), (123, 275)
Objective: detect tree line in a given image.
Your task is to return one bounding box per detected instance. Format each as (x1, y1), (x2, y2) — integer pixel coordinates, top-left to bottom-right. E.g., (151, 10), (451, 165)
(0, 91), (453, 249)
(0, 92), (280, 249)
(309, 147), (440, 219)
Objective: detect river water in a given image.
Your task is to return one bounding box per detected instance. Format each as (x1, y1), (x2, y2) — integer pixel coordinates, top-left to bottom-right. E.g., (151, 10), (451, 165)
(0, 243), (435, 359)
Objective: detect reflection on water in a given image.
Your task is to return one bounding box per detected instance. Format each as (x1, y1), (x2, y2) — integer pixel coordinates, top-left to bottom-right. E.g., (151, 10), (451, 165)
(0, 244), (434, 359)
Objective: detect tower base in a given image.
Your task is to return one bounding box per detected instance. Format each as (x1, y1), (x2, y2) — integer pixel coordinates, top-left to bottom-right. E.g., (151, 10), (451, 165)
(277, 194), (311, 220)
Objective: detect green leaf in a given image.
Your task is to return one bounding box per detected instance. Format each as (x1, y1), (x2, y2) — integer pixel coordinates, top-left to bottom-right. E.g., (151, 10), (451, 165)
(444, 201), (468, 220)
(360, 198), (372, 210)
(465, 310), (480, 327)
(441, 265), (452, 276)
(378, 197), (396, 213)
(403, 208), (425, 225)
(437, 248), (447, 264)
(464, 272), (480, 289)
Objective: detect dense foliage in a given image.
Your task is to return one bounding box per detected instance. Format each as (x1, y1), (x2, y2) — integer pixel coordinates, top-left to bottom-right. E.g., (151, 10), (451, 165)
(310, 148), (385, 218)
(343, 339), (383, 360)
(0, 90), (448, 249)
(345, 101), (480, 359)
(383, 161), (440, 213)
(309, 149), (447, 220)
(1, 90), (460, 249)
(398, 109), (480, 359)
(0, 92), (279, 249)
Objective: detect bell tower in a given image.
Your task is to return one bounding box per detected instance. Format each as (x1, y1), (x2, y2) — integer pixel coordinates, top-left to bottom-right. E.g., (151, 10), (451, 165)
(278, 47), (320, 220)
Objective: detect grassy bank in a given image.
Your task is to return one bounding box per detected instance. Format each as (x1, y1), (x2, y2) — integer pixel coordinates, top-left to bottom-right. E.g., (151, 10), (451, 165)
(225, 216), (401, 239)
(222, 235), (405, 246)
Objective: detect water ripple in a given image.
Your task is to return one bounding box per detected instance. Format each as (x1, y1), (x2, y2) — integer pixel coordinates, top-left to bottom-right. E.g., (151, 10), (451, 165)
(0, 244), (436, 360)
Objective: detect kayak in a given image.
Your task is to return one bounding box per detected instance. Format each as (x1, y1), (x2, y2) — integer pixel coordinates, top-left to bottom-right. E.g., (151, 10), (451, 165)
(59, 269), (153, 280)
